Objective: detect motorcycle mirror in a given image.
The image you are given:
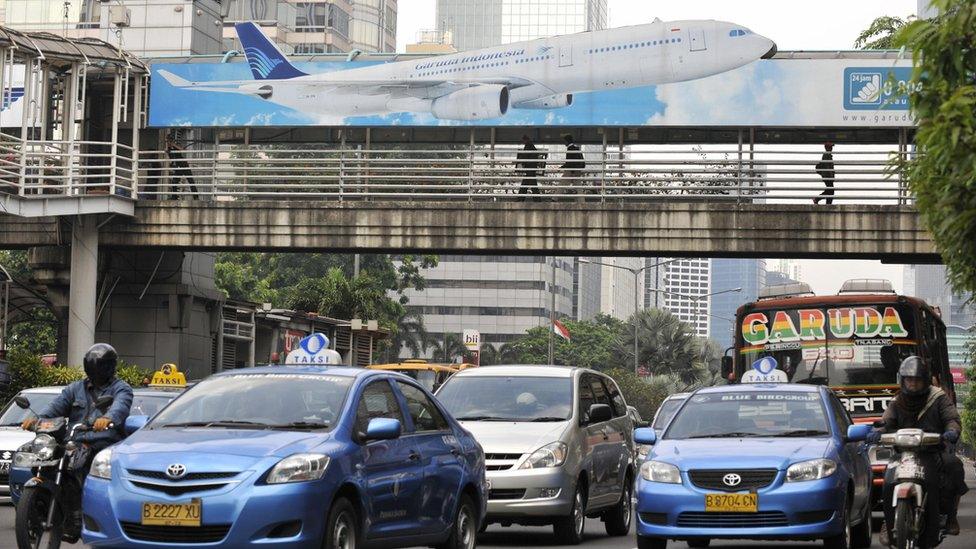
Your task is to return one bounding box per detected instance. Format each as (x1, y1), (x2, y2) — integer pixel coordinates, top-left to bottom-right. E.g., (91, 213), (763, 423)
(94, 395), (114, 411)
(14, 396), (30, 409)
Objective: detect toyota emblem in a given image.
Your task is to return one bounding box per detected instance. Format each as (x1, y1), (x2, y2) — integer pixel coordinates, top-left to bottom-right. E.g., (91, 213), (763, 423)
(166, 463), (187, 480)
(722, 473), (742, 487)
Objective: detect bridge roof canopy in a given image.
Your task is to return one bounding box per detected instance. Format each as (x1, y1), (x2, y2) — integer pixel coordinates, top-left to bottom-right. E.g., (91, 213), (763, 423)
(0, 25), (147, 73)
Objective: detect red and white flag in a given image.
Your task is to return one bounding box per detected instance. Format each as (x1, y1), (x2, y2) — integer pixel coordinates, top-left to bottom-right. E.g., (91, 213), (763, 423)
(553, 319), (571, 341)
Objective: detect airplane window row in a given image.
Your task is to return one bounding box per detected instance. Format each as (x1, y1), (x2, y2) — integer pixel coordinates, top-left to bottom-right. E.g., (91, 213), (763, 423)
(586, 37), (681, 54)
(415, 61), (513, 76)
(516, 55), (553, 64)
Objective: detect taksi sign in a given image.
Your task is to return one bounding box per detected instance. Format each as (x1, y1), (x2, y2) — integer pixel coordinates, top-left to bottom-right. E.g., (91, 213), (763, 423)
(149, 363), (187, 387)
(285, 333), (342, 365)
(741, 306), (909, 346)
(741, 357), (789, 383)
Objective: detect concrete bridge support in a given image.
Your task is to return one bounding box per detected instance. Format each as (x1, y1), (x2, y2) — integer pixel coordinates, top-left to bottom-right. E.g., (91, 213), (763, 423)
(67, 217), (98, 366)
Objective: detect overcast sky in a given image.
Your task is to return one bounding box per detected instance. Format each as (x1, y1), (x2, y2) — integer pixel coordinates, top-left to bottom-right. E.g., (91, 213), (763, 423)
(395, 0), (922, 294)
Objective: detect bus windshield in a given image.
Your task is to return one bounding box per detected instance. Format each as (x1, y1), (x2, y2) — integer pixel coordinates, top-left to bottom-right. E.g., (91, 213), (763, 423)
(737, 303), (918, 387)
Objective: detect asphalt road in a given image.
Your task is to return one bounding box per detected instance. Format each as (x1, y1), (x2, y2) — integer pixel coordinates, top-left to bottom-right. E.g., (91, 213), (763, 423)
(0, 460), (973, 549)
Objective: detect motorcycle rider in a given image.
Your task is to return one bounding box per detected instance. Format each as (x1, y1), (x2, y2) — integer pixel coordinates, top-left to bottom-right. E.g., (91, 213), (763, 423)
(868, 356), (967, 546)
(20, 343), (133, 535)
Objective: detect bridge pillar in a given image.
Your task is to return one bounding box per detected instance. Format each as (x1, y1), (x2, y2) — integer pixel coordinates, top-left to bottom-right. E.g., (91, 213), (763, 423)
(67, 217), (99, 366)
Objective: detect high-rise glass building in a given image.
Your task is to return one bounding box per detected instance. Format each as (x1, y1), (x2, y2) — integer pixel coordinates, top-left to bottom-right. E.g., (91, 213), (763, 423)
(709, 259), (766, 348)
(436, 0), (607, 51)
(903, 264), (975, 328)
(645, 258), (711, 338)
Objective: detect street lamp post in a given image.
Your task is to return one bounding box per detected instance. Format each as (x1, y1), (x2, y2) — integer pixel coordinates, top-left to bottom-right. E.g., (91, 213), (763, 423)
(579, 258), (678, 374)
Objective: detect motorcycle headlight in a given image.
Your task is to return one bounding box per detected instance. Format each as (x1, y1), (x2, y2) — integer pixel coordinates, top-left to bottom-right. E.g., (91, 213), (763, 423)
(266, 453), (330, 484)
(13, 442), (37, 468)
(787, 459), (837, 482)
(32, 434), (57, 461)
(519, 442), (568, 470)
(90, 448), (113, 480)
(895, 432), (922, 447)
(640, 460), (681, 484)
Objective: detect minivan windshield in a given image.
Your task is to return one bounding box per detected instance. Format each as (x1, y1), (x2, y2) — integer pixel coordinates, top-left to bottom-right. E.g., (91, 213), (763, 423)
(0, 392), (58, 426)
(150, 373), (353, 430)
(437, 376), (573, 422)
(665, 391), (829, 439)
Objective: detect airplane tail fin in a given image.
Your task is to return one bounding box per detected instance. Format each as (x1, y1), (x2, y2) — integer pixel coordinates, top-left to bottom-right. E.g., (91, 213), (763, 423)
(235, 22), (307, 80)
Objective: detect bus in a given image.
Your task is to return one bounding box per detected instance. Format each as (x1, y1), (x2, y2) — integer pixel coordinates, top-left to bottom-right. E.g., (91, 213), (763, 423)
(723, 279), (954, 500)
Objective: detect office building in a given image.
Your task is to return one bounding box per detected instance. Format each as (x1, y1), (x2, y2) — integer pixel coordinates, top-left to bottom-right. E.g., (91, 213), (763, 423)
(709, 259), (766, 348)
(597, 258), (645, 320)
(645, 258), (711, 338)
(903, 264), (976, 329)
(436, 0), (607, 51)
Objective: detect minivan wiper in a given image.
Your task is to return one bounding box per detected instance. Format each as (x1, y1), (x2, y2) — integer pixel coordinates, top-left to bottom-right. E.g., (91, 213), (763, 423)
(773, 430), (830, 437)
(454, 415), (517, 422)
(529, 417), (568, 422)
(685, 432), (760, 439)
(269, 421), (330, 430)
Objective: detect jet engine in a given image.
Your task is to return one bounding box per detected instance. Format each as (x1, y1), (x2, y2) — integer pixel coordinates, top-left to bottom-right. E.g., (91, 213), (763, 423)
(513, 94), (573, 109)
(431, 85), (509, 120)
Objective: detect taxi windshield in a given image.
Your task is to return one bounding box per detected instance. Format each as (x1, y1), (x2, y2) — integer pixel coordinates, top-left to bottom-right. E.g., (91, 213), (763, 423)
(437, 376), (573, 421)
(150, 373), (353, 430)
(737, 304), (918, 386)
(0, 392), (58, 426)
(665, 391), (829, 439)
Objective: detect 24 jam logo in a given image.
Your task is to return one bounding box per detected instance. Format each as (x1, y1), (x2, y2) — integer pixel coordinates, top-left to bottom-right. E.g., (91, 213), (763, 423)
(843, 67), (915, 111)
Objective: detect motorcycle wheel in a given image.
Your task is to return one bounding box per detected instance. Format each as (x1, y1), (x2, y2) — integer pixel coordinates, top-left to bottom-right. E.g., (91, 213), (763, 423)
(893, 499), (917, 549)
(15, 486), (64, 549)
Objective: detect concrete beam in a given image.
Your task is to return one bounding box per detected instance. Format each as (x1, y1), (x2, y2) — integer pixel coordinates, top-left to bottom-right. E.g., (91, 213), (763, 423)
(0, 201), (940, 261)
(68, 217), (98, 366)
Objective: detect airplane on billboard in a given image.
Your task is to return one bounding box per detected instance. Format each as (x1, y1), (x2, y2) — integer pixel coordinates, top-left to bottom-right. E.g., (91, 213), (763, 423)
(158, 20), (776, 121)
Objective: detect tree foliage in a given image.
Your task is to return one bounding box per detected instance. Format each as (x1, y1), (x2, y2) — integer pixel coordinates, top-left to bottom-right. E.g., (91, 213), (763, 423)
(854, 15), (912, 49)
(504, 314), (626, 370)
(0, 250), (58, 356)
(894, 1), (976, 296)
(603, 367), (673, 420)
(963, 337), (976, 447)
(617, 308), (713, 385)
(1, 348), (151, 402)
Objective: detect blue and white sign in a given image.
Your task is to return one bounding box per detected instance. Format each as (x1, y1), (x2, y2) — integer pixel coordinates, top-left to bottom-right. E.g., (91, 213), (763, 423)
(843, 67), (913, 111)
(285, 333), (343, 365)
(741, 356), (789, 383)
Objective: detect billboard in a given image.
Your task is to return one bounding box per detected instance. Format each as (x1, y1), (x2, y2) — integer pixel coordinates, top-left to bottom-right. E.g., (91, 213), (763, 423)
(0, 65), (28, 128)
(147, 22), (914, 128)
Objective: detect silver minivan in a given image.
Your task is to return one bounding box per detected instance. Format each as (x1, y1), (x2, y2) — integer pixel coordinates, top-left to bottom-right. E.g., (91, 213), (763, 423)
(436, 365), (635, 544)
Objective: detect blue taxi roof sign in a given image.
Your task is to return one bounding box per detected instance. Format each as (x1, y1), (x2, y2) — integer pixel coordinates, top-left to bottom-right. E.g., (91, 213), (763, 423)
(741, 356), (788, 383)
(285, 333), (342, 365)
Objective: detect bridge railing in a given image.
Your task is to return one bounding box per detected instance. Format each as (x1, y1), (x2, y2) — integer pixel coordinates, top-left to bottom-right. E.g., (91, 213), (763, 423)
(135, 145), (911, 204)
(0, 133), (136, 198)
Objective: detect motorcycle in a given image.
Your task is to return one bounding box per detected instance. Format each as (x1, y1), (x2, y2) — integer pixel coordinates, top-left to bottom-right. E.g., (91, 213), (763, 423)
(879, 428), (947, 549)
(12, 394), (113, 549)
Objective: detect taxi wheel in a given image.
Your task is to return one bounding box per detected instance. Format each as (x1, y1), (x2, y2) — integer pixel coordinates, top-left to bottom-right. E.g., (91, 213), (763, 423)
(553, 483), (586, 545)
(436, 495), (477, 549)
(851, 500), (873, 548)
(604, 476), (632, 536)
(323, 498), (358, 549)
(824, 499), (853, 549)
(637, 535), (668, 549)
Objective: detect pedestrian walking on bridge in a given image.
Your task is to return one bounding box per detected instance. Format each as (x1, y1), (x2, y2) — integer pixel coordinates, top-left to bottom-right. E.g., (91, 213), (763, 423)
(813, 142), (834, 205)
(516, 134), (545, 200)
(560, 134), (585, 197)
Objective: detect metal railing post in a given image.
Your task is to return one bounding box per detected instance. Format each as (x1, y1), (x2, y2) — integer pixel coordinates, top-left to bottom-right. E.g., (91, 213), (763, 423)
(467, 130), (474, 202)
(131, 74), (143, 199)
(601, 132), (607, 201)
(736, 129), (743, 202)
(109, 69), (121, 197)
(339, 132), (345, 202)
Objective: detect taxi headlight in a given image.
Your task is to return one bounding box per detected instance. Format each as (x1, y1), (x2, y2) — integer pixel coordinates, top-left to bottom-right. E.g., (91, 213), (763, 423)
(640, 460), (681, 484)
(267, 453), (330, 484)
(32, 435), (57, 461)
(519, 442), (568, 470)
(786, 459), (837, 482)
(90, 448), (113, 480)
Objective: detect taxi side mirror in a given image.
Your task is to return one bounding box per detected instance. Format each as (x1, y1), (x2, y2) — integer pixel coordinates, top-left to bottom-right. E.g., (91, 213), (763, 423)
(846, 424), (871, 443)
(634, 427), (657, 445)
(721, 356), (733, 379)
(124, 415), (149, 436)
(364, 418), (401, 441)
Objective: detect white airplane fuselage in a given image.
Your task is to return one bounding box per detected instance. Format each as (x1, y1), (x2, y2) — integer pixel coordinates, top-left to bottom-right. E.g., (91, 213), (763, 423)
(217, 20), (774, 120)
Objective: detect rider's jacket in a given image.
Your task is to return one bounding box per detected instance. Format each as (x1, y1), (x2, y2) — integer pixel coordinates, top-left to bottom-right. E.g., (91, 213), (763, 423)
(38, 377), (133, 445)
(880, 387), (961, 448)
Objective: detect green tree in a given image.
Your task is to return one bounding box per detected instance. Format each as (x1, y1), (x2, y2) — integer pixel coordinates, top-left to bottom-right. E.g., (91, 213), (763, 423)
(894, 1), (976, 295)
(380, 311), (431, 362)
(603, 367), (672, 420)
(0, 250), (58, 356)
(617, 308), (710, 385)
(963, 337), (976, 447)
(430, 332), (473, 364)
(854, 15), (913, 49)
(505, 314), (625, 370)
(478, 342), (521, 366)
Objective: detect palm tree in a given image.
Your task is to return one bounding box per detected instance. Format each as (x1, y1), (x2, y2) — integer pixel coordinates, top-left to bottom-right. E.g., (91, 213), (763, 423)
(479, 344), (499, 366)
(432, 333), (471, 364)
(618, 308), (707, 386)
(381, 312), (431, 362)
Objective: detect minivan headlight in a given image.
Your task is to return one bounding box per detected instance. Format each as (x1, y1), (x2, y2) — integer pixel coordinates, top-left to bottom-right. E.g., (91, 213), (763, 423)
(90, 448), (113, 480)
(519, 442), (567, 469)
(267, 453), (330, 484)
(640, 460), (681, 484)
(786, 459), (837, 482)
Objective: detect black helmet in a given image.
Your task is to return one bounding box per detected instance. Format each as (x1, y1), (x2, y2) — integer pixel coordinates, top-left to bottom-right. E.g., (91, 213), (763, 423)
(83, 343), (118, 386)
(898, 356), (930, 397)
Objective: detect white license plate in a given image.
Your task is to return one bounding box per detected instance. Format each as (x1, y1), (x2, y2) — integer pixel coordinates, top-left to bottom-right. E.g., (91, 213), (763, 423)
(0, 461), (9, 474)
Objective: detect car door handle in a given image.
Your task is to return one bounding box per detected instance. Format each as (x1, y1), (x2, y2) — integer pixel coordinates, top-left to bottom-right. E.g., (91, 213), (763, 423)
(408, 451), (421, 461)
(450, 448), (462, 457)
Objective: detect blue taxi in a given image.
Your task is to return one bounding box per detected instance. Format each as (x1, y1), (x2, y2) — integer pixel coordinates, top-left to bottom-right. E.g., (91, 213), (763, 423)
(634, 383), (872, 549)
(82, 365), (487, 548)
